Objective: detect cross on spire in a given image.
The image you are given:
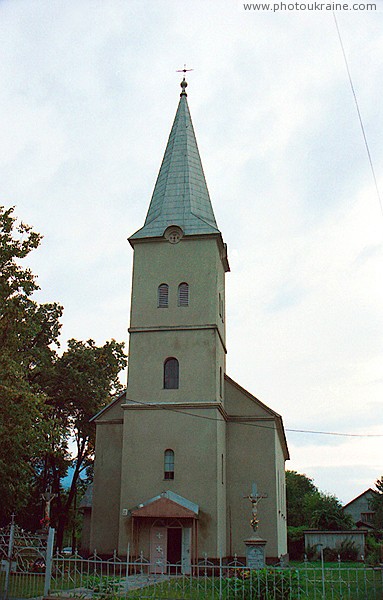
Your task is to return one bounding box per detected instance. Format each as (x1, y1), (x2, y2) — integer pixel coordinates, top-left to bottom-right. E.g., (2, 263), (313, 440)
(176, 64), (193, 75)
(176, 64), (193, 96)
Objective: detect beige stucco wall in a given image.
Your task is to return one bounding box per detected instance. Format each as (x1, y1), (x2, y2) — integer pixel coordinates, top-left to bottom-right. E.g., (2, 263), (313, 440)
(80, 510), (92, 555)
(130, 237), (226, 342)
(216, 417), (227, 554)
(89, 385), (287, 559)
(118, 405), (226, 558)
(226, 418), (278, 558)
(275, 434), (288, 556)
(90, 421), (123, 553)
(225, 378), (287, 560)
(127, 236), (226, 407)
(127, 329), (220, 403)
(89, 229), (288, 561)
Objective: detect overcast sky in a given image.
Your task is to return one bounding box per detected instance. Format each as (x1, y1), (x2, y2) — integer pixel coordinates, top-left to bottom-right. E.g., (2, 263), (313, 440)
(1, 0), (382, 504)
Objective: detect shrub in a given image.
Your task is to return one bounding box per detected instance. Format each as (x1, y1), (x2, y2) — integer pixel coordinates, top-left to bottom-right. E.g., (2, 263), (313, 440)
(223, 568), (300, 599)
(287, 526), (305, 560)
(321, 546), (336, 561)
(337, 539), (359, 561)
(365, 535), (383, 566)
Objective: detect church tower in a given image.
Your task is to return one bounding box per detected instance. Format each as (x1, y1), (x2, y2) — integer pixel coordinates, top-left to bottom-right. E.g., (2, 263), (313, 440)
(127, 76), (229, 408)
(88, 78), (288, 567)
(121, 77), (229, 563)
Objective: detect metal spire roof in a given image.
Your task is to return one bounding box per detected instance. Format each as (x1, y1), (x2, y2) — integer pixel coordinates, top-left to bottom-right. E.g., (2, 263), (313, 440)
(130, 79), (220, 241)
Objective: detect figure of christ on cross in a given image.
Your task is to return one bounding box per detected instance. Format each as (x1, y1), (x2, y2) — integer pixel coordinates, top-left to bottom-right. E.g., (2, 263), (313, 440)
(244, 482), (268, 533)
(41, 486), (57, 530)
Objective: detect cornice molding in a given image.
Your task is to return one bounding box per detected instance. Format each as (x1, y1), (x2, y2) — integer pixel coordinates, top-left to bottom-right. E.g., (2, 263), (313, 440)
(93, 418), (123, 425)
(121, 401), (281, 428)
(122, 400), (227, 419)
(128, 324), (227, 354)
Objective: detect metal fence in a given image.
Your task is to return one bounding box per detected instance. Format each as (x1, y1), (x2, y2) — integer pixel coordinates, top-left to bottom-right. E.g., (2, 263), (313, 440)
(48, 553), (383, 599)
(1, 527), (383, 599)
(0, 522), (54, 600)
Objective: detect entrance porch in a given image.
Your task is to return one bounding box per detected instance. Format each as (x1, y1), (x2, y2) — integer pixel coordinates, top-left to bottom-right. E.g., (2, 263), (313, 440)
(129, 491), (199, 574)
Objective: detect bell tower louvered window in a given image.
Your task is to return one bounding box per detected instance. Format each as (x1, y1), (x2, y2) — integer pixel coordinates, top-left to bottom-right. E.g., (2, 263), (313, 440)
(164, 357), (179, 389)
(178, 282), (189, 307)
(158, 284), (169, 308)
(164, 449), (175, 480)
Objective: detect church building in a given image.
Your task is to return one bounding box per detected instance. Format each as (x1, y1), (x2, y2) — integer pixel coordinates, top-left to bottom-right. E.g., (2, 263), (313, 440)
(86, 78), (289, 568)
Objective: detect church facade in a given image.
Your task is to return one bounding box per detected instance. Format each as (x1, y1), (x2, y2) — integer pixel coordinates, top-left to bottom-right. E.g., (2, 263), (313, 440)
(86, 78), (289, 568)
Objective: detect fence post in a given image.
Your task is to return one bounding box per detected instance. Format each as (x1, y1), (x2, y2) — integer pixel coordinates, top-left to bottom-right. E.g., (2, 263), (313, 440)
(4, 519), (15, 600)
(43, 528), (55, 598)
(319, 545), (326, 599)
(124, 544), (130, 593)
(219, 550), (222, 600)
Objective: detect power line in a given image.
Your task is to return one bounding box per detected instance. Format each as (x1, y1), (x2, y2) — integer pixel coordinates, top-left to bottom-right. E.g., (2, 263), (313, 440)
(333, 11), (383, 219)
(124, 396), (383, 438)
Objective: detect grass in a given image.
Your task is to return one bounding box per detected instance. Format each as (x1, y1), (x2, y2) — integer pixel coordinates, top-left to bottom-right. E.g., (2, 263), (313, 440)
(1, 562), (382, 599)
(123, 566), (383, 599)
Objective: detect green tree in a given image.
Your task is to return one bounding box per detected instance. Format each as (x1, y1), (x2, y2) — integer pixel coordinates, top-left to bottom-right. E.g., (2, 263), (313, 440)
(286, 470), (317, 527)
(41, 338), (127, 549)
(303, 491), (353, 530)
(370, 476), (383, 530)
(0, 205), (127, 545)
(286, 470), (353, 559)
(0, 206), (63, 519)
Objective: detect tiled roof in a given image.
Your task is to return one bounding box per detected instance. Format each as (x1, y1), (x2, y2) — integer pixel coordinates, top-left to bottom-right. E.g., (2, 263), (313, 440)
(129, 490), (199, 516)
(130, 87), (220, 240)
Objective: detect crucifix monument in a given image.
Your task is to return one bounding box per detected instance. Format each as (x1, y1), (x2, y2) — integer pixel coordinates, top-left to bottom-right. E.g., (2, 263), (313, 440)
(243, 482), (268, 569)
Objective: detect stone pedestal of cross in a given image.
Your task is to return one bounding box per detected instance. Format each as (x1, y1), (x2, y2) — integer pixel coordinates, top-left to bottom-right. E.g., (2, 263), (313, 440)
(243, 482), (268, 569)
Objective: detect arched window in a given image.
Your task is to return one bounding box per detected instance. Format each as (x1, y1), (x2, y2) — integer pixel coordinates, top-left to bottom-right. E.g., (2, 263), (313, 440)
(178, 282), (189, 307)
(164, 357), (179, 389)
(164, 449), (175, 480)
(158, 283), (169, 308)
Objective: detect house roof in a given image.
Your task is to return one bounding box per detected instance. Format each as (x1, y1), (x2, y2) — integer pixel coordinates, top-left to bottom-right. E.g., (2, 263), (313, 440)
(129, 490), (199, 519)
(129, 79), (220, 242)
(343, 488), (376, 509)
(355, 520), (375, 530)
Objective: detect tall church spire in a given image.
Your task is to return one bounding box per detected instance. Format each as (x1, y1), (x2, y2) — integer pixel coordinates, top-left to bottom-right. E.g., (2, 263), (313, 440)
(130, 78), (220, 241)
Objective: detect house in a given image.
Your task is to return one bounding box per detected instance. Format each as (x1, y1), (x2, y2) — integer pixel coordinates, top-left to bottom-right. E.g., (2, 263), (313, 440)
(86, 77), (289, 568)
(343, 489), (377, 529)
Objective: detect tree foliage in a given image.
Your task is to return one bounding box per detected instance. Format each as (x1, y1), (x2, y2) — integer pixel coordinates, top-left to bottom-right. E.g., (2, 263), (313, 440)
(0, 206), (62, 518)
(42, 338), (127, 547)
(0, 206), (127, 544)
(303, 491), (353, 530)
(286, 470), (352, 531)
(286, 469), (353, 559)
(370, 476), (383, 530)
(286, 470), (317, 527)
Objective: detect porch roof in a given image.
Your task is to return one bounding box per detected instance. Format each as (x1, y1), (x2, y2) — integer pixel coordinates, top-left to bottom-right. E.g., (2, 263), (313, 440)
(129, 491), (199, 519)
